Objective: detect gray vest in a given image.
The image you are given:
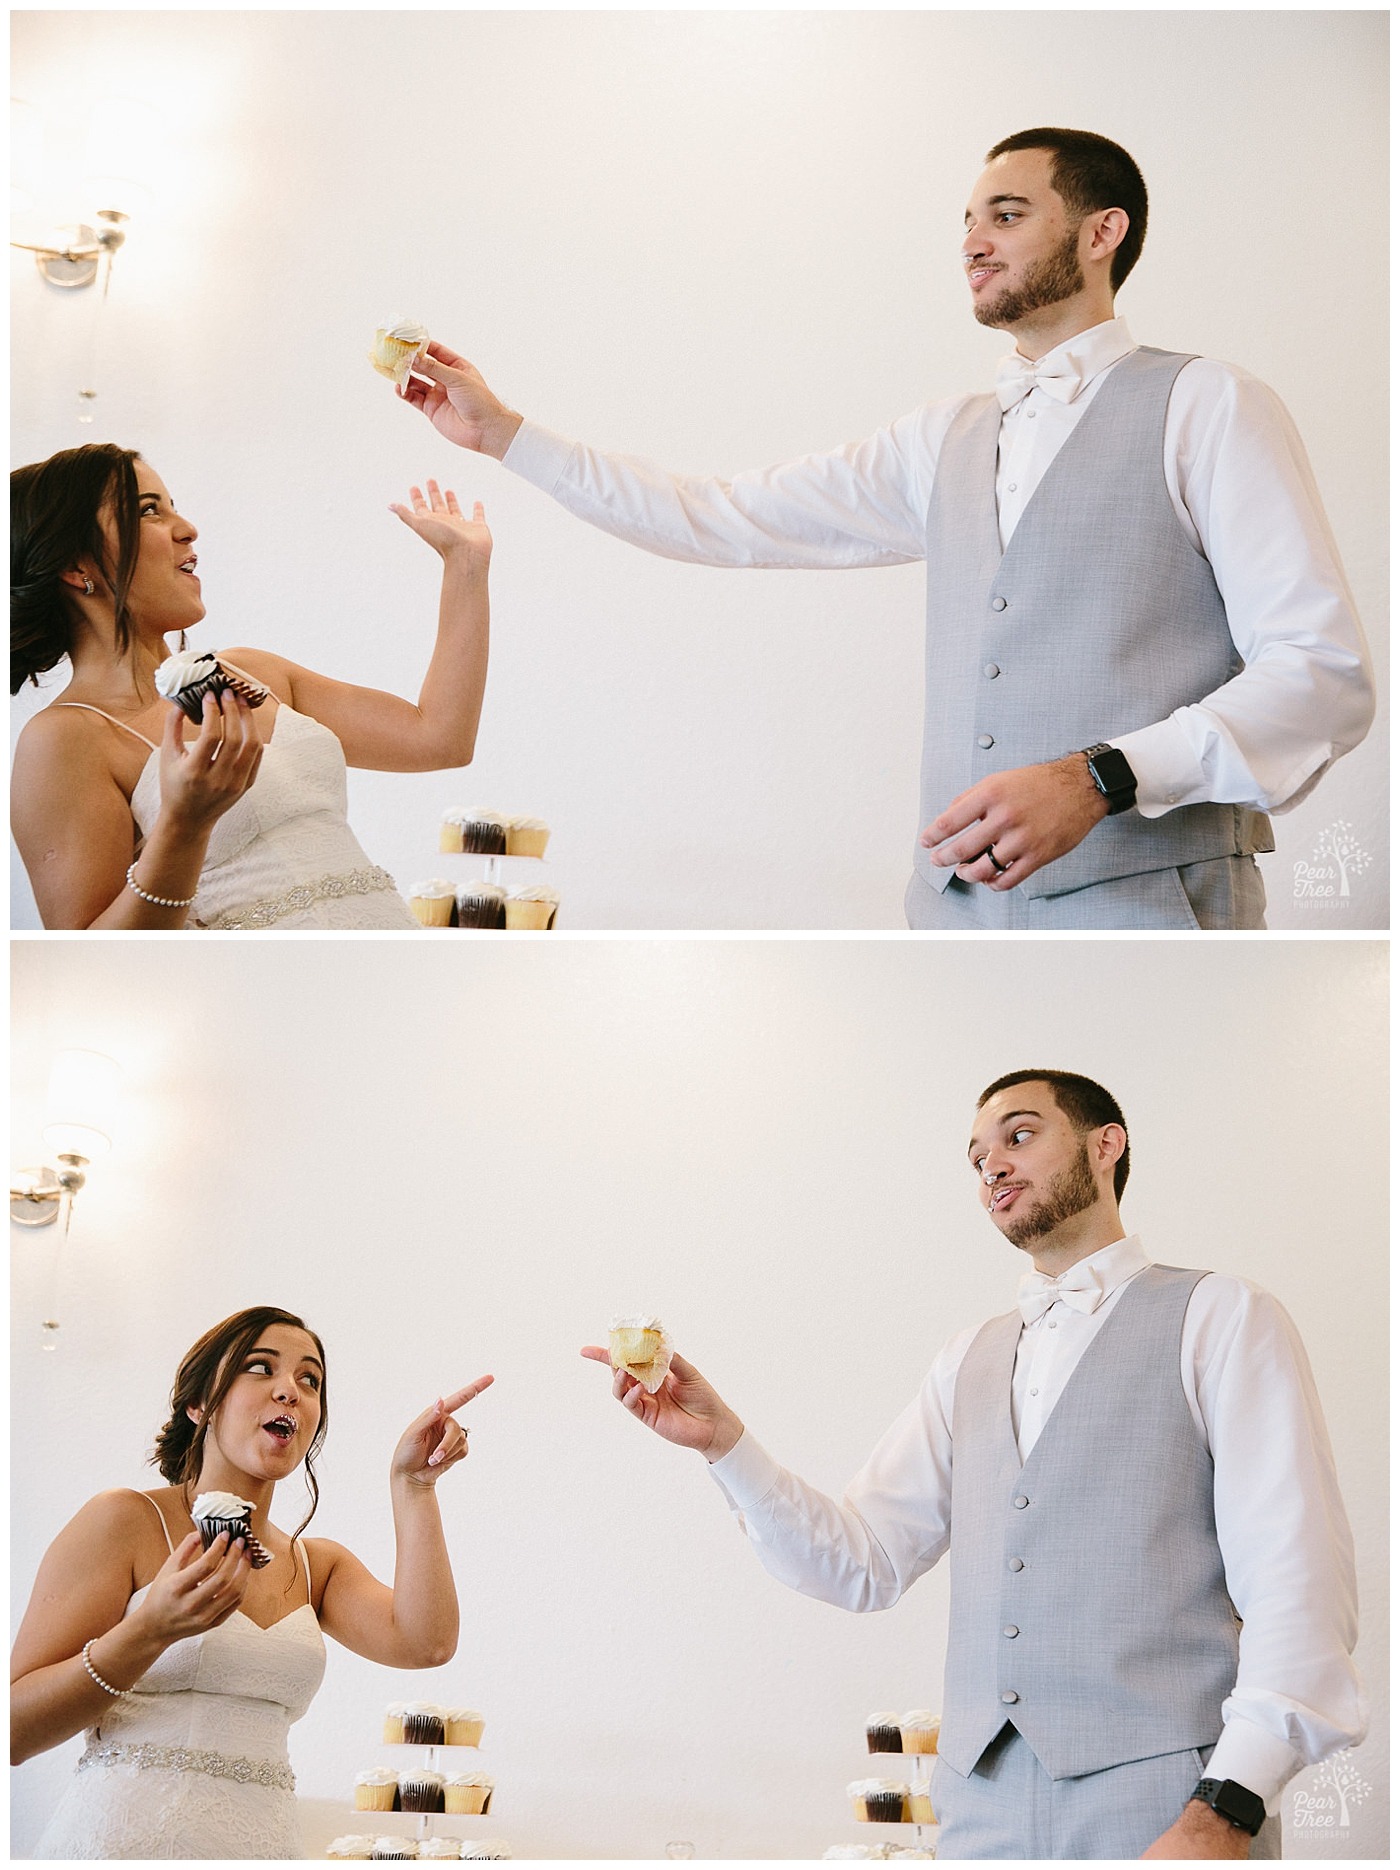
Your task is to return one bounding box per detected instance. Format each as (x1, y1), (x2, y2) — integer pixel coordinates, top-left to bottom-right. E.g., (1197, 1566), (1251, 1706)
(940, 1265), (1240, 1781)
(918, 348), (1273, 899)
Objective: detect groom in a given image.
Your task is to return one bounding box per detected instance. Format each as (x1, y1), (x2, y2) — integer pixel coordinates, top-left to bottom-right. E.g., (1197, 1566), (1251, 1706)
(401, 127), (1373, 929)
(582, 1071), (1363, 1859)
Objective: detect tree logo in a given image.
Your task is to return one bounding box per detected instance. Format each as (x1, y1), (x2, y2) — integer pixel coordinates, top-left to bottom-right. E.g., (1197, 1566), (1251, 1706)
(1291, 1749), (1374, 1833)
(1292, 821), (1373, 906)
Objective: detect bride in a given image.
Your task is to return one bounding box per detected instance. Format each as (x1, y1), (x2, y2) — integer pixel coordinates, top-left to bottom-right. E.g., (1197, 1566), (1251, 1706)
(11, 1304), (492, 1858)
(10, 444), (491, 928)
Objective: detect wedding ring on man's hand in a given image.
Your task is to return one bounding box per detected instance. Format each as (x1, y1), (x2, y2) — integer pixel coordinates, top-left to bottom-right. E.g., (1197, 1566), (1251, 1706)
(985, 846), (1010, 875)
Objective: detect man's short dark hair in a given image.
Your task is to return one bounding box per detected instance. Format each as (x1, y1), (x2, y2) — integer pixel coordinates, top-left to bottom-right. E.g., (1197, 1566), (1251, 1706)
(976, 1069), (1130, 1200)
(985, 127), (1148, 293)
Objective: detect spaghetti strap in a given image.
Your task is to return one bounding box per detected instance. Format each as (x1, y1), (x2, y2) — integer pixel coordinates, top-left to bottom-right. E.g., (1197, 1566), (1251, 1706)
(295, 1538), (313, 1598)
(53, 701), (159, 752)
(129, 1490), (177, 1554)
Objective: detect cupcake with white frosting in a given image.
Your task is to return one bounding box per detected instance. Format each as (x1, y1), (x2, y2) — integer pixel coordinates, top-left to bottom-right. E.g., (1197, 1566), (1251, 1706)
(154, 649), (268, 723)
(353, 1767), (400, 1813)
(504, 883), (559, 930)
(398, 1767), (446, 1814)
(444, 1707), (485, 1747)
(326, 1838), (376, 1860)
(865, 1711), (902, 1754)
(608, 1314), (674, 1393)
(408, 879), (457, 928)
(454, 880), (507, 930)
(440, 808), (507, 856)
(504, 815), (550, 859)
(898, 1710), (940, 1755)
(848, 1778), (909, 1823)
(369, 318), (430, 389)
(189, 1491), (271, 1568)
(370, 1841), (416, 1862)
(444, 1771), (494, 1816)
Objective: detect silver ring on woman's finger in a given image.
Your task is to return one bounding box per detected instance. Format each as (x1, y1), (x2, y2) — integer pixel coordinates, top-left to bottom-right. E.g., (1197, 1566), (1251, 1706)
(985, 845), (1010, 875)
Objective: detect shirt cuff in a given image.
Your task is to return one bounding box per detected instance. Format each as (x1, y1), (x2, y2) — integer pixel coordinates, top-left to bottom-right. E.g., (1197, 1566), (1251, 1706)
(707, 1430), (784, 1510)
(1111, 717), (1209, 817)
(500, 419), (575, 494)
(1204, 1718), (1305, 1813)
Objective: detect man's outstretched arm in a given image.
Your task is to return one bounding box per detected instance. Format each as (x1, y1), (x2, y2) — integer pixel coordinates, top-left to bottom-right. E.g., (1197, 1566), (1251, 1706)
(403, 342), (945, 570)
(581, 1341), (959, 1611)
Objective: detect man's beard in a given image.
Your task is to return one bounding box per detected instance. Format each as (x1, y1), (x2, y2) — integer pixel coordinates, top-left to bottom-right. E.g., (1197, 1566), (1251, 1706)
(1002, 1138), (1100, 1247)
(974, 229), (1085, 329)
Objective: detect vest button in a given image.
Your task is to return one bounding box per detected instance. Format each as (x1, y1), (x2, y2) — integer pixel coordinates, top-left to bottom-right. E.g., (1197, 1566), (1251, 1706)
(990, 596), (1008, 612)
(1002, 1625), (1019, 1639)
(983, 663), (1001, 679)
(1001, 1690), (1020, 1704)
(1013, 1495), (1029, 1509)
(1008, 1557), (1024, 1572)
(976, 734), (995, 749)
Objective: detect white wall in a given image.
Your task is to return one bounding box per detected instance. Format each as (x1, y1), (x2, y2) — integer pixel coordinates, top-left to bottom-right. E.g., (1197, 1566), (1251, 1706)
(9, 10), (1388, 930)
(10, 936), (1388, 1858)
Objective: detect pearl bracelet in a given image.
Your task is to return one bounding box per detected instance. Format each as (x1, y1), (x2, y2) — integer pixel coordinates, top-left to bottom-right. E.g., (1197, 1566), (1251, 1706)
(82, 1639), (136, 1700)
(126, 861), (196, 910)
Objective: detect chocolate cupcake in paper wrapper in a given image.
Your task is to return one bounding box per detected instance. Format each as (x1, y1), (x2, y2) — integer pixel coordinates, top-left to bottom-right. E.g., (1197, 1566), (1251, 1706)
(155, 650), (269, 723)
(455, 880), (507, 930)
(440, 807), (508, 856)
(608, 1313), (674, 1393)
(189, 1490), (272, 1568)
(369, 318), (430, 390)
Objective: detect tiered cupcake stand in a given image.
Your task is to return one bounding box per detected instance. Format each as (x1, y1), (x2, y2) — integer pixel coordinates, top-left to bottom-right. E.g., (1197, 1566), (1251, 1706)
(346, 1718), (502, 1860)
(844, 1713), (939, 1858)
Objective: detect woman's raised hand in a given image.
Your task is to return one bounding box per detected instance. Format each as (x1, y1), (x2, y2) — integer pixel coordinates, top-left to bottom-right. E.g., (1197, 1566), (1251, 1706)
(391, 1377), (495, 1488)
(389, 482), (492, 572)
(158, 689), (264, 833)
(128, 1530), (253, 1646)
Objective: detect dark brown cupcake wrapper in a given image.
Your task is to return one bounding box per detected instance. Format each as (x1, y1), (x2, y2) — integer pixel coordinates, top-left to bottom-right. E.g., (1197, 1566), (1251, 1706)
(165, 661), (268, 723)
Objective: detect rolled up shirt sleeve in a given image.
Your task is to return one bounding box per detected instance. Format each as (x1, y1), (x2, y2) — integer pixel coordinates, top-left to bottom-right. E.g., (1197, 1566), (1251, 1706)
(502, 407), (956, 569)
(706, 1336), (969, 1612)
(1114, 361), (1374, 817)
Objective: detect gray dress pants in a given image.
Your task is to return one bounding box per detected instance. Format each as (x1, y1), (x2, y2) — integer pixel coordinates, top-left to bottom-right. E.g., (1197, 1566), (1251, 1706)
(904, 855), (1268, 931)
(932, 1726), (1282, 1860)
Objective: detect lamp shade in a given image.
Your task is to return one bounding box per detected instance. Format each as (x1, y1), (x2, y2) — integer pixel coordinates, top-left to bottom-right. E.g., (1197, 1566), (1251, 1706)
(43, 1049), (121, 1160)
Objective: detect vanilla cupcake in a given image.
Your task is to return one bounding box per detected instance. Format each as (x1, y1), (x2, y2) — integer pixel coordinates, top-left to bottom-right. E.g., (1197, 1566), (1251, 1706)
(370, 1841), (417, 1861)
(398, 1768), (446, 1814)
(454, 880), (507, 930)
(353, 1768), (400, 1813)
(898, 1710), (940, 1755)
(848, 1779), (908, 1824)
(460, 1847), (511, 1862)
(408, 879), (457, 928)
(326, 1838), (375, 1860)
(608, 1313), (674, 1393)
(383, 1703), (410, 1744)
(504, 815), (550, 859)
(189, 1492), (272, 1569)
(444, 1771), (493, 1816)
(504, 883), (560, 930)
(444, 1707), (485, 1747)
(418, 1843), (462, 1861)
(154, 650), (268, 723)
(865, 1711), (903, 1754)
(440, 808), (508, 856)
(369, 318), (430, 389)
(907, 1787), (936, 1826)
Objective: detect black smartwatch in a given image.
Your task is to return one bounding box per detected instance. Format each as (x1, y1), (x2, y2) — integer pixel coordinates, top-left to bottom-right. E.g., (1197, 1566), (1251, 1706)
(1190, 1777), (1267, 1837)
(1080, 741), (1138, 815)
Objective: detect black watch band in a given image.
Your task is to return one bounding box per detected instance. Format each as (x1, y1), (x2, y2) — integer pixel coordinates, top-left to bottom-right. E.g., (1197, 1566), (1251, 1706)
(1190, 1777), (1267, 1837)
(1080, 741), (1137, 815)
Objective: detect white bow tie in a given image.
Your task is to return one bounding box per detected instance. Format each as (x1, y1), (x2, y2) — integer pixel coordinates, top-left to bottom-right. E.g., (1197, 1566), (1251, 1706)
(1016, 1264), (1106, 1325)
(993, 352), (1087, 413)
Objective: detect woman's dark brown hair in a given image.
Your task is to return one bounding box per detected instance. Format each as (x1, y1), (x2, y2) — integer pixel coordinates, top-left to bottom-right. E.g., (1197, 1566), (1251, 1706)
(11, 443), (143, 694)
(151, 1305), (330, 1548)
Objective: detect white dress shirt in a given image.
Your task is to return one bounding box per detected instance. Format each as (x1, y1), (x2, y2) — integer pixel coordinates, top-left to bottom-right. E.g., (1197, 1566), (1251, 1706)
(503, 319), (1373, 816)
(707, 1236), (1365, 1811)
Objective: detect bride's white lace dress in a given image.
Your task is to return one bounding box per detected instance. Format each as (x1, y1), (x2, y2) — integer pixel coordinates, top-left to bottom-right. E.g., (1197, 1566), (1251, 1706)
(59, 696), (418, 929)
(33, 1576), (326, 1860)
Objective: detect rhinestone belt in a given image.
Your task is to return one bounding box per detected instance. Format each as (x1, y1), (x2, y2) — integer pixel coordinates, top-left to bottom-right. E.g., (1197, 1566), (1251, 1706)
(78, 1740), (296, 1791)
(199, 866), (402, 930)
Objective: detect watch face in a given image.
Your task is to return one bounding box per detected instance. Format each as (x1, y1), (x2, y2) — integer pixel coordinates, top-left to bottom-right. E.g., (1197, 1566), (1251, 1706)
(1089, 748), (1135, 792)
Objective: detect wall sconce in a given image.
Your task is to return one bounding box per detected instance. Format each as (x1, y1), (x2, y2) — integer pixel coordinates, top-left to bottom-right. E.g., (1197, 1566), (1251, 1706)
(11, 1049), (122, 1348)
(10, 96), (160, 290)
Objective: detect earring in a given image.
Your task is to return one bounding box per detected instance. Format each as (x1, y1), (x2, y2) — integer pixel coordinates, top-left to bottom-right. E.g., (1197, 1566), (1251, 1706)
(82, 578), (95, 596)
